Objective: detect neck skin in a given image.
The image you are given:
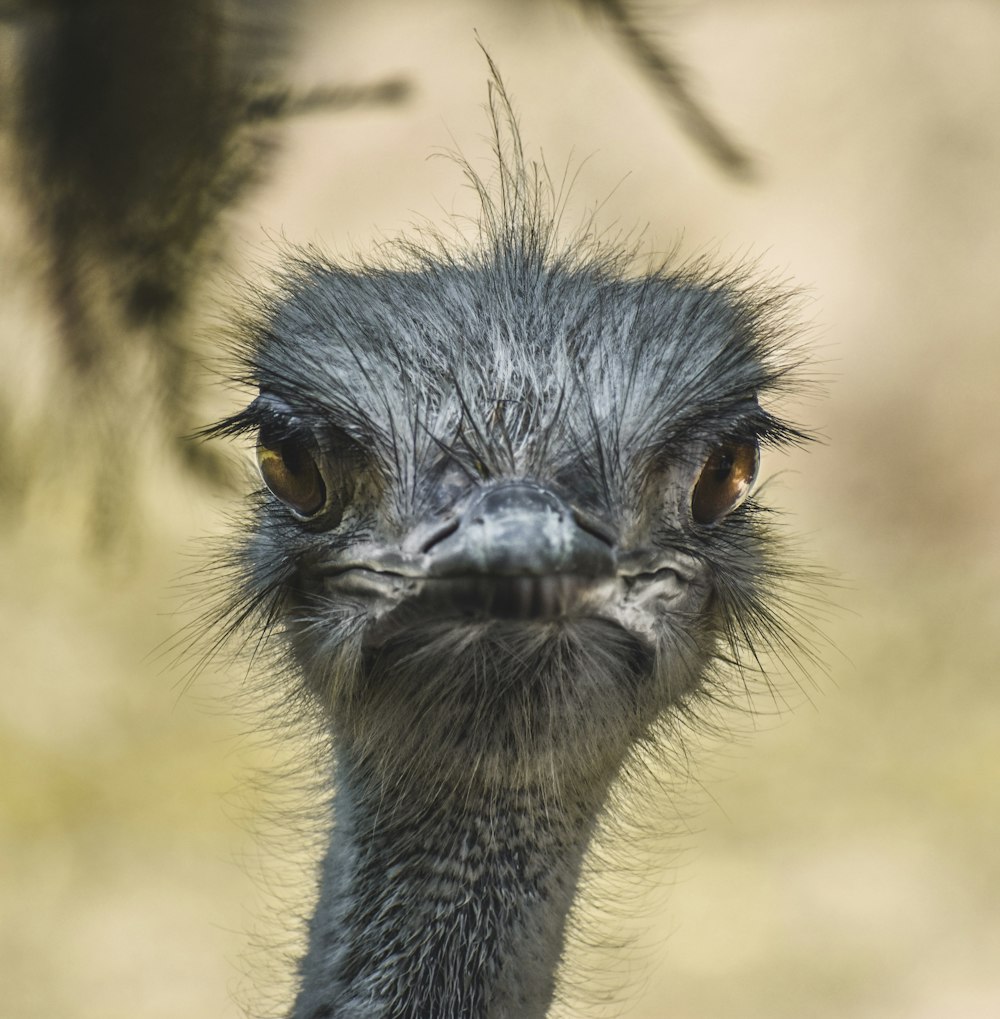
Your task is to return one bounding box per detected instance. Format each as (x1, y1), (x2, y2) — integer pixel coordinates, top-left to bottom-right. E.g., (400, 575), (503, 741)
(290, 743), (609, 1019)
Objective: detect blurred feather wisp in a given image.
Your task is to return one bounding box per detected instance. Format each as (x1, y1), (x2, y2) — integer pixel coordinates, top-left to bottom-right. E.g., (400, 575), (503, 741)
(0, 0), (410, 541)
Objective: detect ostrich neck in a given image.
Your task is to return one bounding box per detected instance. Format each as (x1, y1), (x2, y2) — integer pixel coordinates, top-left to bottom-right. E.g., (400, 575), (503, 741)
(290, 741), (607, 1019)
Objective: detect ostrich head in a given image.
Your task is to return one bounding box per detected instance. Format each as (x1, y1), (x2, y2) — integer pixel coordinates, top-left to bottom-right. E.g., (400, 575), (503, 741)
(210, 85), (811, 1019)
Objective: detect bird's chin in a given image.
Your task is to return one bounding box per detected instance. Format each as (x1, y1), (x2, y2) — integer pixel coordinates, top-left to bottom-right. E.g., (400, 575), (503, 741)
(342, 607), (660, 790)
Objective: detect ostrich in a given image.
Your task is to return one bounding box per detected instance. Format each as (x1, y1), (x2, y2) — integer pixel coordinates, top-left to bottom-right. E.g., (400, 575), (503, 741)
(209, 82), (811, 1019)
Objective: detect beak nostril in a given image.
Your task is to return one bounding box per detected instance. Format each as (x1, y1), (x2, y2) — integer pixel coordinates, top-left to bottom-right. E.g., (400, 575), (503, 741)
(420, 517), (461, 554)
(570, 506), (617, 549)
(418, 484), (616, 580)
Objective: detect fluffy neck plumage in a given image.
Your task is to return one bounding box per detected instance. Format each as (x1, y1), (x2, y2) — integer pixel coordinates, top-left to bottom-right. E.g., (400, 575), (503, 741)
(290, 742), (610, 1019)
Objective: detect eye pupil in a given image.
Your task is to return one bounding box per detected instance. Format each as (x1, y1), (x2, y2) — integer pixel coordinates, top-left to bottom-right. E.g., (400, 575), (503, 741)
(257, 432), (326, 518)
(690, 441), (759, 525)
(709, 452), (734, 481)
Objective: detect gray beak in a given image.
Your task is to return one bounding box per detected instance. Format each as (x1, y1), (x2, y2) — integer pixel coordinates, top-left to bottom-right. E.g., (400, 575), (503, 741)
(420, 482), (616, 619)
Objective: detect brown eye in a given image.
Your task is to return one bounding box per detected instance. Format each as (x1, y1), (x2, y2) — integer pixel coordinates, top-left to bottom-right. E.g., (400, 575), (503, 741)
(690, 440), (759, 525)
(256, 429), (327, 518)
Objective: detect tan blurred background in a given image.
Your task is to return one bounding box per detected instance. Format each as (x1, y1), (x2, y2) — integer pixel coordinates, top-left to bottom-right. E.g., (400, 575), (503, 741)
(2, 1), (999, 1016)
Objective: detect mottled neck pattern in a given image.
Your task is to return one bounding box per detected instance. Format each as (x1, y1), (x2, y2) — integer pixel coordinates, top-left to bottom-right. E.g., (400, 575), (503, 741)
(291, 747), (607, 1019)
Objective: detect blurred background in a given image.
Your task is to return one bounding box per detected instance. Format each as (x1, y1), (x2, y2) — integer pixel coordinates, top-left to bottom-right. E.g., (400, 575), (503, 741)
(1, 1), (998, 1016)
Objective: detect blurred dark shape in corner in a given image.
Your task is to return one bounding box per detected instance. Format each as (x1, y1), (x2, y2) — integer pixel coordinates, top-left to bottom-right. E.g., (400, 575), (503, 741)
(0, 0), (409, 547)
(575, 0), (753, 178)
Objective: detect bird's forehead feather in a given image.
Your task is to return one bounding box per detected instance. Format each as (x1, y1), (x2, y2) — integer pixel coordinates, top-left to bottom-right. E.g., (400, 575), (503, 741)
(255, 258), (782, 438)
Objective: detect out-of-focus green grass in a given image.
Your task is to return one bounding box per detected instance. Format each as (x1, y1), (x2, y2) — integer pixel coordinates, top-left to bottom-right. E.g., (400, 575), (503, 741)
(2, 1), (999, 1017)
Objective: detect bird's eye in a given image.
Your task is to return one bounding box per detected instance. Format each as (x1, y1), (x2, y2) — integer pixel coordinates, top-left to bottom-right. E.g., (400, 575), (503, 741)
(690, 440), (759, 525)
(256, 425), (327, 518)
